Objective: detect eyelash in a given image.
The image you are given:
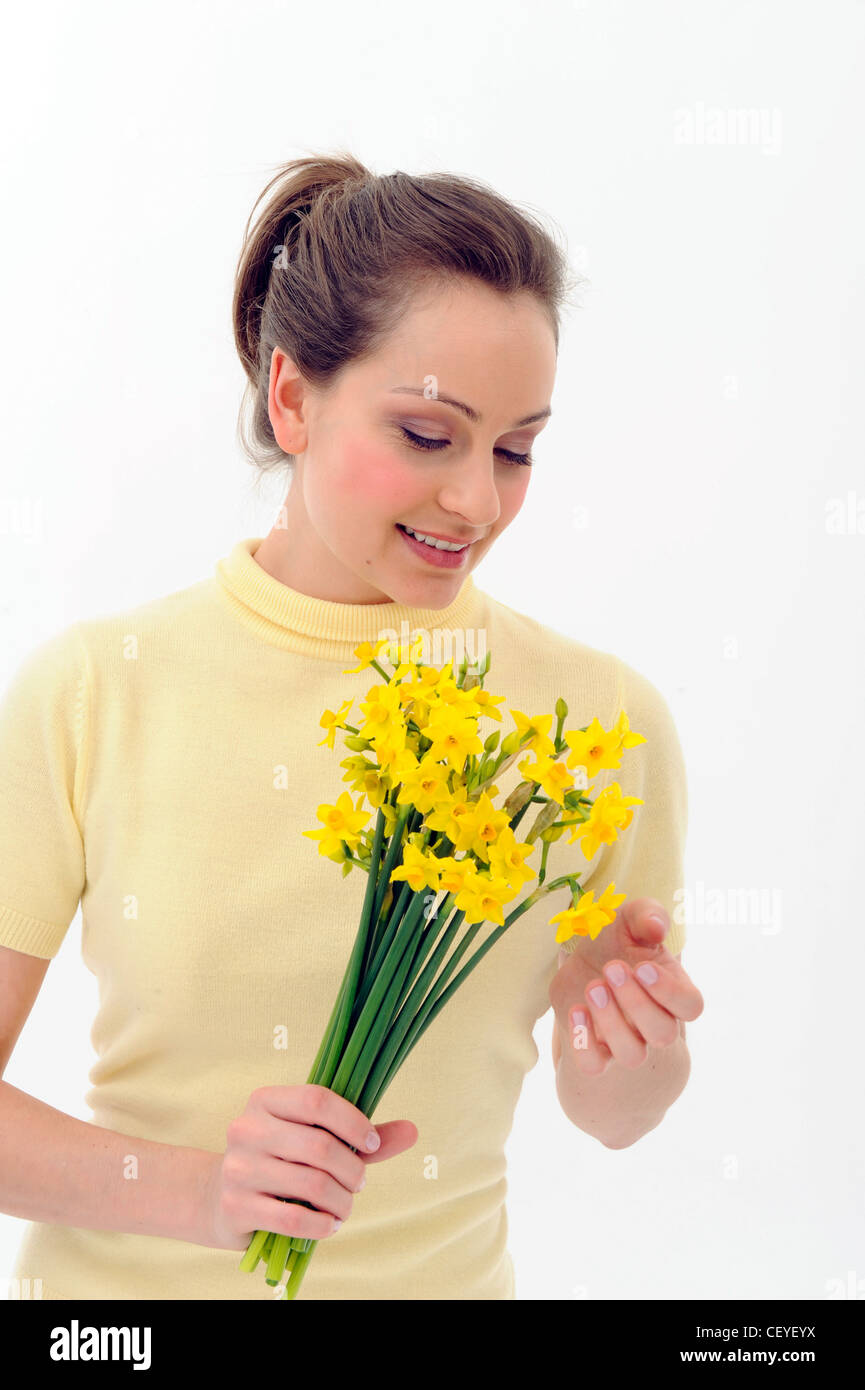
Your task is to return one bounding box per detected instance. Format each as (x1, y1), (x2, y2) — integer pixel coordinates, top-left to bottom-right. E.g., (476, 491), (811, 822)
(397, 425), (533, 467)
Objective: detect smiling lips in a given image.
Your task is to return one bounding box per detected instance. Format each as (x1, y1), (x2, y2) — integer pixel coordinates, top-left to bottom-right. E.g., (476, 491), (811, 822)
(398, 523), (482, 547)
(396, 523), (476, 568)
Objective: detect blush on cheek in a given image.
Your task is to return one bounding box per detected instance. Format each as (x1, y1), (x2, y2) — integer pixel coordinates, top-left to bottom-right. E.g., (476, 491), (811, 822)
(335, 439), (422, 518)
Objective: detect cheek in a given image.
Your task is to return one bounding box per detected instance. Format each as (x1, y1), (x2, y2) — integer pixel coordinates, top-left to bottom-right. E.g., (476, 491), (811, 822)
(333, 438), (422, 516)
(500, 469), (532, 518)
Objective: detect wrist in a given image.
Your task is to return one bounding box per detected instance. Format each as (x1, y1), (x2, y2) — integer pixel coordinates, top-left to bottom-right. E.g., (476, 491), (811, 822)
(180, 1147), (224, 1248)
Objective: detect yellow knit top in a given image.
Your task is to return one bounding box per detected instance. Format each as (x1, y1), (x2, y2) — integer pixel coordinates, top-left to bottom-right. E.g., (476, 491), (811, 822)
(0, 537), (687, 1300)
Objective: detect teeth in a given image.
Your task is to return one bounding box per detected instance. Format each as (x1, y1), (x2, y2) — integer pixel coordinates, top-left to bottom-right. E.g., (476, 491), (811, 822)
(402, 525), (468, 552)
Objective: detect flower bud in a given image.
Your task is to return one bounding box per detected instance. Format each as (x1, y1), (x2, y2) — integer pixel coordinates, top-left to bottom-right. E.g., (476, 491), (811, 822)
(503, 780), (534, 817)
(540, 823), (566, 843)
(524, 797), (561, 844)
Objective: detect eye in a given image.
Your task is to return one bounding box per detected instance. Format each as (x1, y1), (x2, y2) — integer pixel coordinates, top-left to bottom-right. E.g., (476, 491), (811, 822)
(397, 425), (533, 467)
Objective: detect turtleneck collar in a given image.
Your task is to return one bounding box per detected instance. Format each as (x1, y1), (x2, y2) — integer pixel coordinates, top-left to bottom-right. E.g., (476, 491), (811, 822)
(214, 537), (488, 662)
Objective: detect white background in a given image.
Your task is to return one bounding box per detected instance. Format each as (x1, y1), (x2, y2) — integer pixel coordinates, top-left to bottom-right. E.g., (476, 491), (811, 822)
(1, 0), (863, 1301)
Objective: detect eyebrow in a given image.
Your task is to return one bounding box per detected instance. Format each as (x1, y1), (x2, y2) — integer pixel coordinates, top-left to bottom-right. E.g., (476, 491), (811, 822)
(388, 385), (551, 429)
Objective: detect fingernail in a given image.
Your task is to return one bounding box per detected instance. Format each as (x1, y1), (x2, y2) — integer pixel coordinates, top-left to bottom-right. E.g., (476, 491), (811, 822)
(648, 914), (666, 930)
(333, 1218), (343, 1230)
(588, 985), (609, 1008)
(570, 1007), (587, 1031)
(636, 962), (658, 985)
(365, 1130), (381, 1151)
(605, 962), (626, 987)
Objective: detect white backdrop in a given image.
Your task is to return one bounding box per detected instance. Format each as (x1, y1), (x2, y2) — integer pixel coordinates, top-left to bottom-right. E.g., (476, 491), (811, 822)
(1, 0), (862, 1302)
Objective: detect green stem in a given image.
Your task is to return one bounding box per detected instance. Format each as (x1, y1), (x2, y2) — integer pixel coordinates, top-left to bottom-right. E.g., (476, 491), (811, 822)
(357, 897), (463, 1113)
(238, 1226), (269, 1272)
(316, 806), (387, 1090)
(362, 802), (413, 973)
(283, 1240), (318, 1299)
(352, 828), (452, 1021)
(362, 885), (555, 1111)
(360, 915), (483, 1114)
(330, 886), (429, 1101)
(265, 1234), (291, 1286)
(283, 806), (387, 1256)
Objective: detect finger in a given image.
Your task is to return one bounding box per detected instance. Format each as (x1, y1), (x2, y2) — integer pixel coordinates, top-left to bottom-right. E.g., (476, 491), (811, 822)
(627, 956), (705, 1023)
(260, 1084), (384, 1157)
(601, 960), (681, 1048)
(584, 977), (649, 1069)
(568, 1002), (613, 1076)
(615, 897), (670, 948)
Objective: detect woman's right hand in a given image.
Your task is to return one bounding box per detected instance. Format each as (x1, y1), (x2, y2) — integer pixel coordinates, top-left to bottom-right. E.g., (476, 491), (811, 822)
(202, 1084), (419, 1250)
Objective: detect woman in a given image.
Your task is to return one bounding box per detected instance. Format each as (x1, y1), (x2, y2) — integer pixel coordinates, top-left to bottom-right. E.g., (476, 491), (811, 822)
(0, 153), (703, 1300)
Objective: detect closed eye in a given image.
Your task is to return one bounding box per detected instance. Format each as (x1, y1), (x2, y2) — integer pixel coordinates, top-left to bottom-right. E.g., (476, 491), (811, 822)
(398, 425), (533, 467)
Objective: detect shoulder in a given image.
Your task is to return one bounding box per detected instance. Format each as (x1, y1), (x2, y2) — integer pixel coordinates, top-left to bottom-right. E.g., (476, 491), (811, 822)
(0, 621), (87, 711)
(2, 575), (222, 719)
(613, 657), (682, 744)
(54, 574), (223, 687)
(479, 589), (677, 729)
(479, 590), (619, 702)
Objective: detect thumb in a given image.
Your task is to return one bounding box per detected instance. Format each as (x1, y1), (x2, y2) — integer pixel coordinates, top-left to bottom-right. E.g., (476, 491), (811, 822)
(617, 897), (669, 947)
(360, 1118), (419, 1163)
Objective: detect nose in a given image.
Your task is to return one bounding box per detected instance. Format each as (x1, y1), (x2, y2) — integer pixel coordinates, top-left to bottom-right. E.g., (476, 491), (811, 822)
(435, 452), (502, 533)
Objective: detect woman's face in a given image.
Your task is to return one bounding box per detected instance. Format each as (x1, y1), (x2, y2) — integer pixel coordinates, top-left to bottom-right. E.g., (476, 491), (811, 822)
(263, 276), (557, 606)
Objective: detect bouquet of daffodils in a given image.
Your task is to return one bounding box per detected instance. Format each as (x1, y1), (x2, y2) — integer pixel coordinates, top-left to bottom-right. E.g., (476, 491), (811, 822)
(239, 637), (645, 1298)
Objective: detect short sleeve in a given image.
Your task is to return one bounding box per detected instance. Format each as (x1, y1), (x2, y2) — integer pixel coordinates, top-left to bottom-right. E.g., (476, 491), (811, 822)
(576, 658), (688, 957)
(0, 624), (89, 958)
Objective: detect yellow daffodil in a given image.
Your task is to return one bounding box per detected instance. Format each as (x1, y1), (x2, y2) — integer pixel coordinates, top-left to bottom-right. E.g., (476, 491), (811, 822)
(455, 791), (511, 860)
(613, 710), (647, 750)
(549, 883), (626, 943)
(508, 710), (556, 758)
(570, 783), (643, 859)
(417, 665), (457, 705)
(563, 716), (624, 778)
(517, 752), (575, 806)
(423, 783), (473, 842)
(422, 705), (484, 772)
(339, 753), (383, 798)
(374, 724), (412, 776)
(434, 855), (480, 897)
(357, 681), (404, 742)
(382, 633), (426, 678)
(344, 638), (392, 675)
(395, 755), (453, 814)
(317, 698), (354, 750)
(464, 686), (505, 722)
(453, 870), (514, 926)
(486, 825), (537, 889)
(389, 841), (443, 894)
(302, 791), (370, 858)
(400, 664), (455, 702)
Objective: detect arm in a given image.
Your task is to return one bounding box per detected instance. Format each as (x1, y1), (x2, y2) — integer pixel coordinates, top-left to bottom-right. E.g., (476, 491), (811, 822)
(0, 1081), (221, 1244)
(547, 660), (698, 1147)
(0, 944), (220, 1247)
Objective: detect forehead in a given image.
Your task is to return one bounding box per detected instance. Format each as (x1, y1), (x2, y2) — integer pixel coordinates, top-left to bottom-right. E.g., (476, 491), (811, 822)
(351, 284), (557, 408)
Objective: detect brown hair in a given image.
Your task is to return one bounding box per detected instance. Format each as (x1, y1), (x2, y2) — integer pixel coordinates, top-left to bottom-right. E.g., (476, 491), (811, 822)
(232, 149), (583, 479)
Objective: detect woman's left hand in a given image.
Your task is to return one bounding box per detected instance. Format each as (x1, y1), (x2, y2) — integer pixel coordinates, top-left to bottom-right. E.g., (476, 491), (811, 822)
(549, 897), (704, 1073)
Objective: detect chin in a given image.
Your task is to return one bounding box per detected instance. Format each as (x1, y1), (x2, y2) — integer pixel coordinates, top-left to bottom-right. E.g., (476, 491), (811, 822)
(400, 578), (465, 609)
